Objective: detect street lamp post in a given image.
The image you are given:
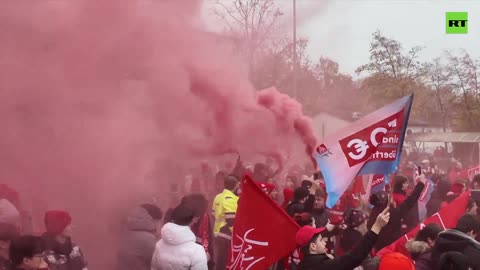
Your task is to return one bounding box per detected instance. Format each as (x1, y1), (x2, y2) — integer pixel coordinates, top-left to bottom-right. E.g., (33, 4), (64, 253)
(292, 0), (297, 99)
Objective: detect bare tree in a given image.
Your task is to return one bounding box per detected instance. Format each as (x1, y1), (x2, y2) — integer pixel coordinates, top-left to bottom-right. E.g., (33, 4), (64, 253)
(445, 50), (480, 130)
(212, 0), (283, 68)
(423, 58), (456, 138)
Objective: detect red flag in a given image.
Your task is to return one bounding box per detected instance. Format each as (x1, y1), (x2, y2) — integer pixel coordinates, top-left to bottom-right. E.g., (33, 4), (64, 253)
(351, 176), (365, 195)
(228, 175), (300, 270)
(376, 191), (470, 258)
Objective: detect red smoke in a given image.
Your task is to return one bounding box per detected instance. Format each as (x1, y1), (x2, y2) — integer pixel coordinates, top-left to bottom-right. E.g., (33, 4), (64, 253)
(0, 0), (316, 267)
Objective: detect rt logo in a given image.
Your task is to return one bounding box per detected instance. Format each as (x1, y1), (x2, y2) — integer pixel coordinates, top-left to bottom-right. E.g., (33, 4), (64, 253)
(446, 12), (468, 34)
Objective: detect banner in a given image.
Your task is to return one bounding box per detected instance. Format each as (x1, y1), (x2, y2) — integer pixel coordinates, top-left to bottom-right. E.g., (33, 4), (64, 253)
(313, 95), (413, 207)
(376, 191), (470, 258)
(228, 175), (300, 270)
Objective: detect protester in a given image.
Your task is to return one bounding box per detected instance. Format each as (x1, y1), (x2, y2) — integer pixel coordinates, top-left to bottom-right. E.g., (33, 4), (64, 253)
(212, 175), (239, 270)
(392, 175), (419, 231)
(339, 209), (378, 269)
(9, 235), (48, 270)
(117, 204), (163, 270)
(431, 214), (480, 269)
(42, 210), (88, 270)
(405, 223), (443, 270)
(180, 194), (214, 270)
(286, 184), (317, 217)
(151, 204), (207, 270)
(339, 209), (369, 253)
(426, 179), (451, 217)
(295, 206), (390, 270)
(311, 190), (328, 228)
(368, 174), (426, 251)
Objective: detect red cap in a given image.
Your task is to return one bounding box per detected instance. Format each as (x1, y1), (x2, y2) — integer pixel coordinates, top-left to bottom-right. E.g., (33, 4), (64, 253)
(295, 226), (326, 247)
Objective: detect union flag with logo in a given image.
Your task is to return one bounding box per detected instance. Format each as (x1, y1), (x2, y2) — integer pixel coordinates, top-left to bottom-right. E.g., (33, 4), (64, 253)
(227, 175), (300, 270)
(313, 95), (414, 207)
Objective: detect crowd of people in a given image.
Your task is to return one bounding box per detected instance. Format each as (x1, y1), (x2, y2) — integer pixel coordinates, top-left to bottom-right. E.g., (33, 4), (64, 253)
(1, 153), (480, 270)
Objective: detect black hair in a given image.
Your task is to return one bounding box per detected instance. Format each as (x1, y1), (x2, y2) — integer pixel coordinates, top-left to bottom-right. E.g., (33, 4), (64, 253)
(9, 235), (46, 267)
(301, 180), (312, 189)
(0, 223), (19, 242)
(455, 214), (480, 235)
(140, 204), (163, 220)
(224, 175), (240, 191)
(293, 187), (310, 201)
(293, 213), (313, 227)
(171, 204), (195, 226)
(393, 175), (408, 194)
(415, 223), (443, 242)
(300, 233), (322, 255)
(180, 193), (208, 217)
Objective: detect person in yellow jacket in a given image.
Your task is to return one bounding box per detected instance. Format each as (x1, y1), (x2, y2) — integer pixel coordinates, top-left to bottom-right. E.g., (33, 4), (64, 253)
(212, 175), (239, 270)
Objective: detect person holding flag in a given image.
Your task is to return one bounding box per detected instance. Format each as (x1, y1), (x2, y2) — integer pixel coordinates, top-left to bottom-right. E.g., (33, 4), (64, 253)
(295, 206), (390, 270)
(368, 174), (426, 252)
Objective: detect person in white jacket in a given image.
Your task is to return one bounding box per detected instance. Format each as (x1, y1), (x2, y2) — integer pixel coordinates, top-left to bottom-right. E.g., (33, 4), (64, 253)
(151, 204), (207, 270)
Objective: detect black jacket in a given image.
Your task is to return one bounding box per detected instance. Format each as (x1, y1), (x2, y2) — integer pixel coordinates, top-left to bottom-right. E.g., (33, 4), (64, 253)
(286, 195), (315, 217)
(431, 229), (480, 269)
(368, 182), (425, 251)
(298, 230), (378, 270)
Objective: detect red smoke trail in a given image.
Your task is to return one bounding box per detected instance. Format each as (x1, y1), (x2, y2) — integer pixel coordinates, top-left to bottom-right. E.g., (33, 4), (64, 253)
(0, 0), (317, 267)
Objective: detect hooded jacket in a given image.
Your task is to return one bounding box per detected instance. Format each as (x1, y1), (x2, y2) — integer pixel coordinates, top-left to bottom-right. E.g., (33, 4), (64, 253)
(431, 229), (480, 269)
(405, 240), (433, 270)
(117, 207), (159, 270)
(151, 223), (207, 270)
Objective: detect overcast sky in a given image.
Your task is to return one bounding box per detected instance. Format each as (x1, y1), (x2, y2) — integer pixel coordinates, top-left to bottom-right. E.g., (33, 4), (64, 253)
(204, 0), (479, 77)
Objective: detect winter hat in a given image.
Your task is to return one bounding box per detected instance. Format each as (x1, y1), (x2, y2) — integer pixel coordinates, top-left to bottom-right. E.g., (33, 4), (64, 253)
(44, 210), (72, 236)
(343, 208), (368, 228)
(378, 252), (415, 270)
